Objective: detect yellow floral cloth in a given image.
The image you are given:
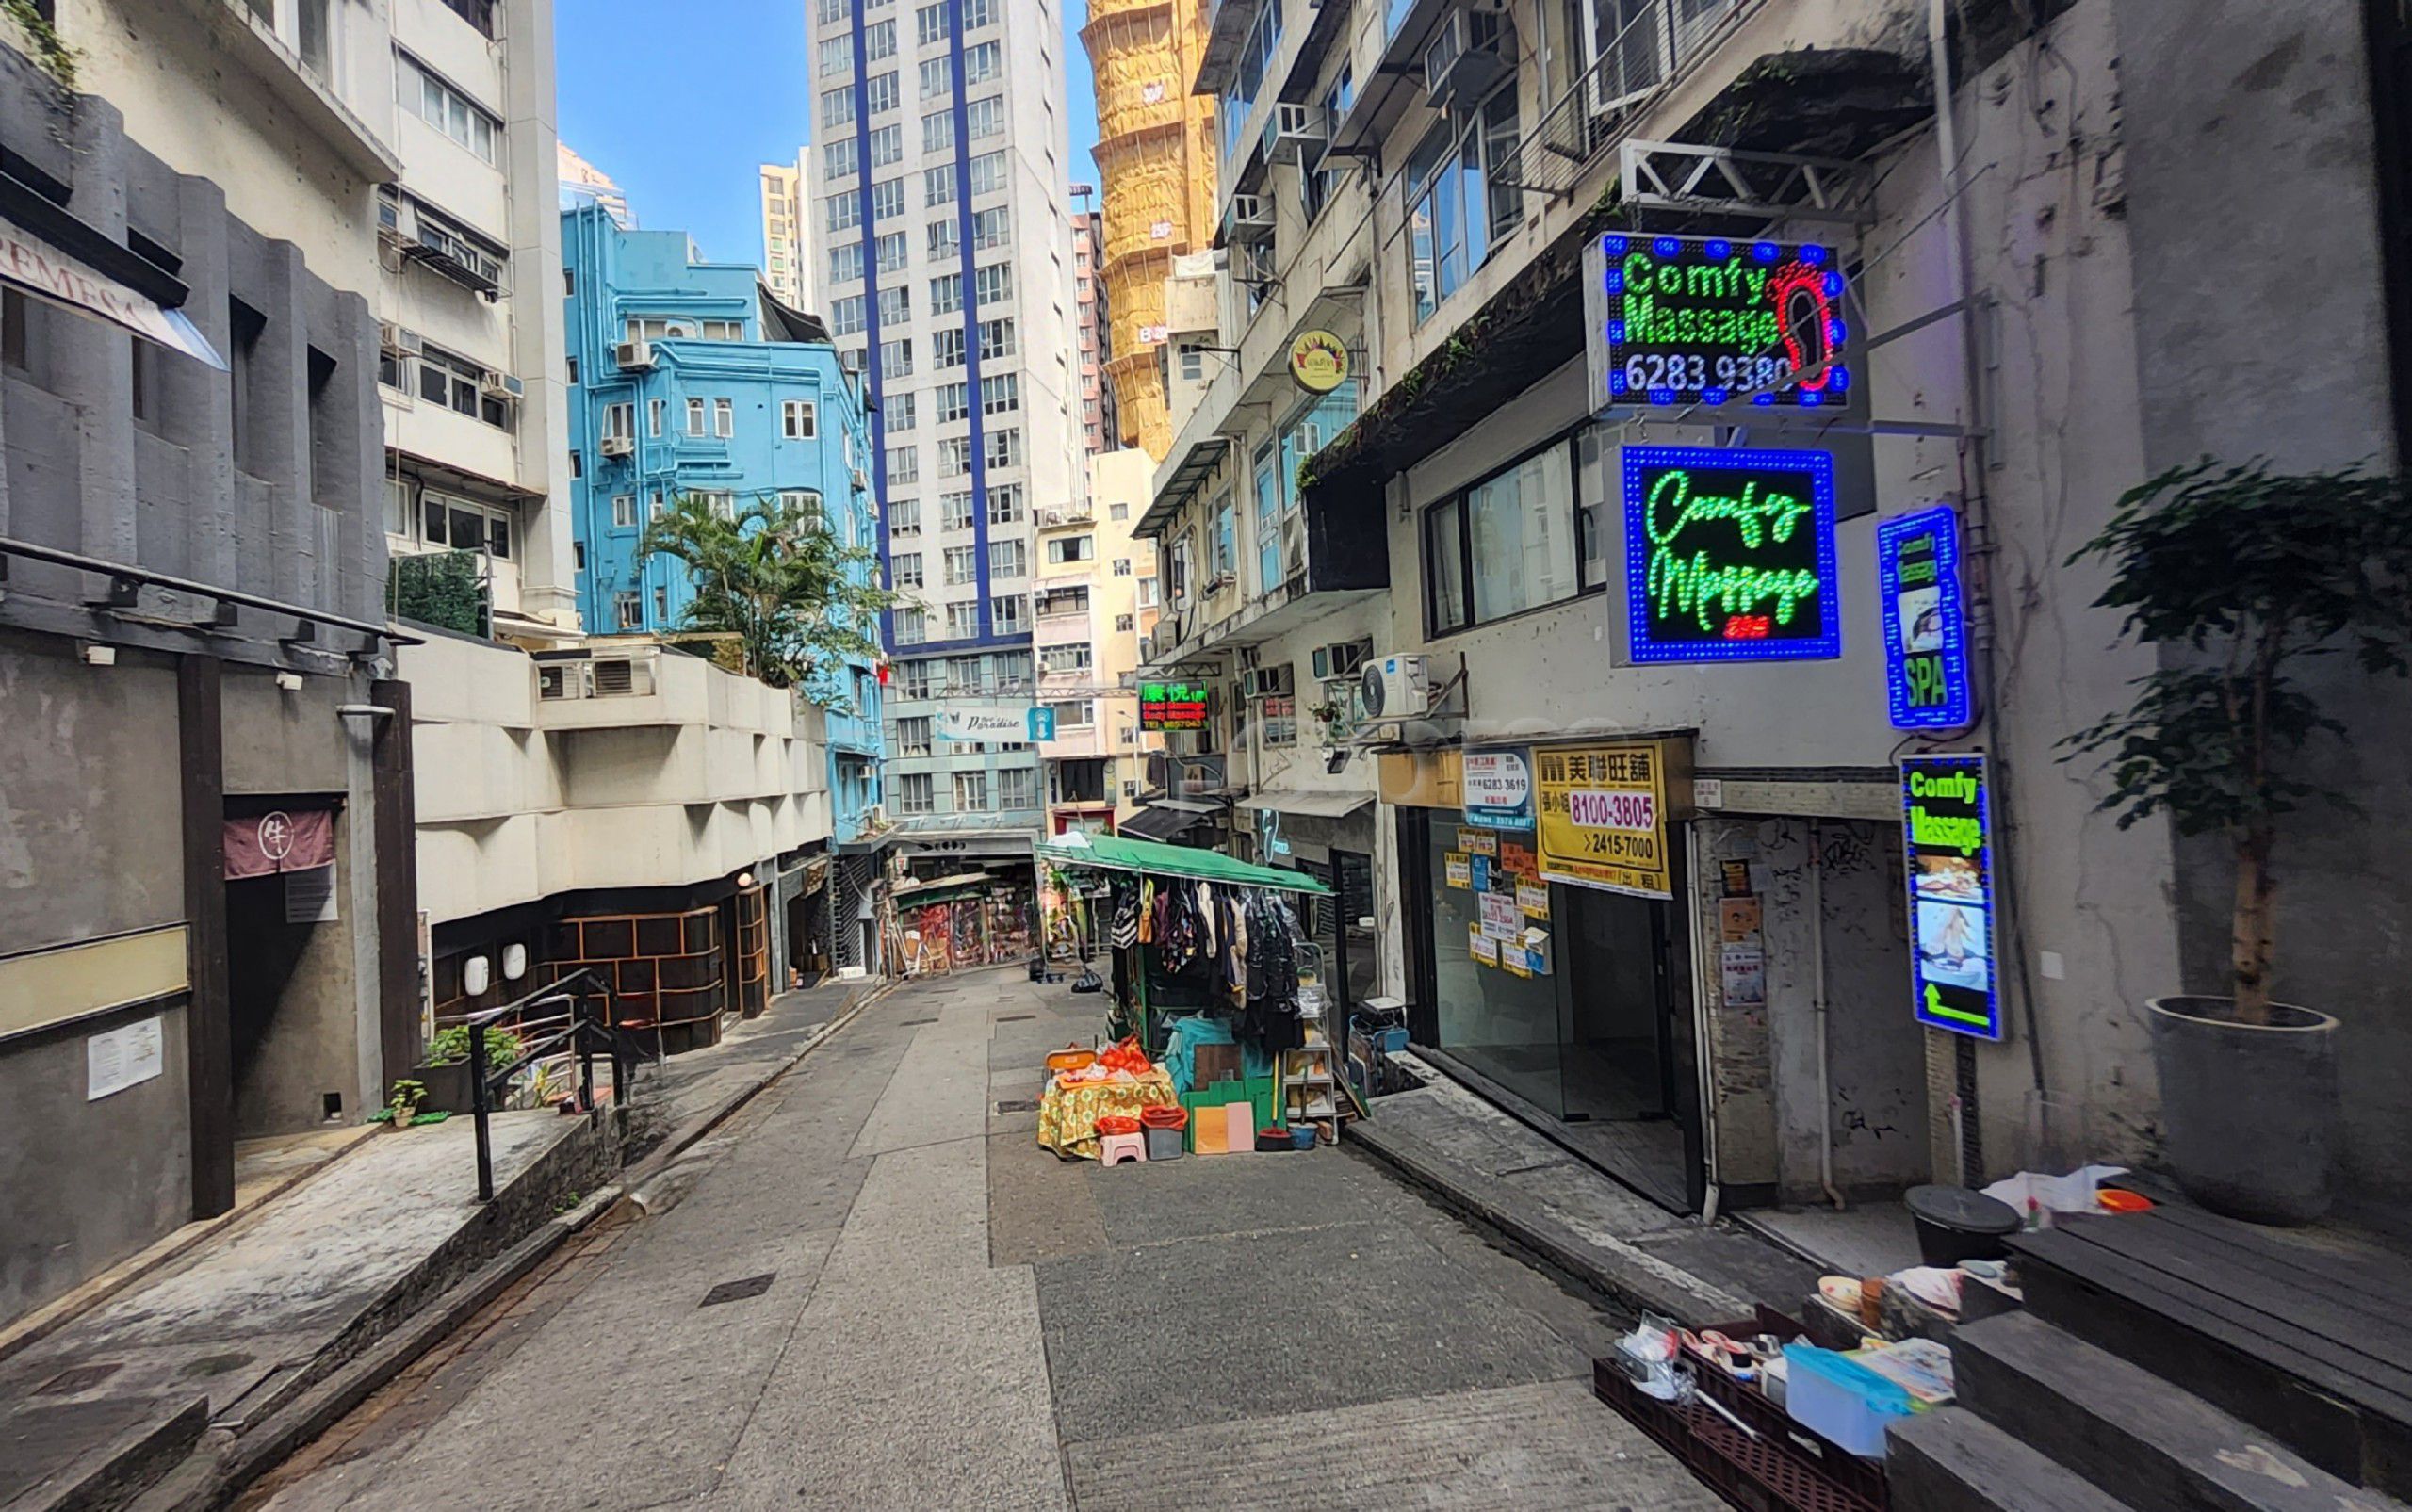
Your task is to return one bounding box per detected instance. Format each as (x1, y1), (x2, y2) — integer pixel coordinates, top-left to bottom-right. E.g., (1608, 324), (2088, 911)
(1036, 1069), (1178, 1160)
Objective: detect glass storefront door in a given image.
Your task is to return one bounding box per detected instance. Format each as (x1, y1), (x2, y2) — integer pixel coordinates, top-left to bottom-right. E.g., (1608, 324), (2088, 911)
(1426, 818), (1568, 1111)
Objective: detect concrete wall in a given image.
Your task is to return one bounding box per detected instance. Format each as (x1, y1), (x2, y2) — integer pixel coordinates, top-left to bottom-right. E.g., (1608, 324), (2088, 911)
(2110, 0), (2412, 1215)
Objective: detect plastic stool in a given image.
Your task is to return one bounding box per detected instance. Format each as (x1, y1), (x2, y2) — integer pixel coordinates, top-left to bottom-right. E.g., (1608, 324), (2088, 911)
(1099, 1131), (1148, 1166)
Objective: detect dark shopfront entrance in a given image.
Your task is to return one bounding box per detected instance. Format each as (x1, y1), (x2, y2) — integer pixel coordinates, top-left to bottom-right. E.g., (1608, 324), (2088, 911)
(1401, 807), (1703, 1212)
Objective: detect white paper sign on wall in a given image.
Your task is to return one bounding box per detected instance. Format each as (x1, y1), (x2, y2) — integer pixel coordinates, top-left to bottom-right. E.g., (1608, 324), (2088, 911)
(88, 1016), (165, 1100)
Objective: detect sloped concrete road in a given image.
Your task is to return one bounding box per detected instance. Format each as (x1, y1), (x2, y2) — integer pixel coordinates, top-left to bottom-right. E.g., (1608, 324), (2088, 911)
(239, 968), (1723, 1512)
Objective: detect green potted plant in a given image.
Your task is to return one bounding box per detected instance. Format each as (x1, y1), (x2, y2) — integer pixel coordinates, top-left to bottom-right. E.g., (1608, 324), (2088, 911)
(385, 1079), (427, 1130)
(2063, 458), (2412, 1223)
(415, 1023), (525, 1114)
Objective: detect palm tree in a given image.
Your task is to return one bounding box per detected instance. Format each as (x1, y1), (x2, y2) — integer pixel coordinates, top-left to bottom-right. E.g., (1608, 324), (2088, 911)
(638, 491), (902, 703)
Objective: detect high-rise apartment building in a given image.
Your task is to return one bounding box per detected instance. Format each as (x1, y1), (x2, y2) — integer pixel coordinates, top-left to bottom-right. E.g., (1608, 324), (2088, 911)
(758, 154), (815, 310)
(1073, 209), (1115, 455)
(803, 0), (1084, 897)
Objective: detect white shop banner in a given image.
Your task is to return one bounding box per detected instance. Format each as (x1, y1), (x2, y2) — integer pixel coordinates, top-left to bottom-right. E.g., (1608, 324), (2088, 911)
(937, 707), (1033, 741)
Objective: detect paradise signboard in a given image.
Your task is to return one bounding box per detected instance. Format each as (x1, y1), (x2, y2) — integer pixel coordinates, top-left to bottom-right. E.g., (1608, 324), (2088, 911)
(1902, 754), (2001, 1040)
(1534, 740), (1686, 899)
(1622, 446), (1841, 663)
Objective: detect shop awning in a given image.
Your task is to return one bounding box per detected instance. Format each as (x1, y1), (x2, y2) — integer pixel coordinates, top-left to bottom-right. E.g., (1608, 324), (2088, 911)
(1036, 832), (1332, 894)
(1, 210), (225, 369)
(1242, 789), (1373, 820)
(1118, 804), (1209, 842)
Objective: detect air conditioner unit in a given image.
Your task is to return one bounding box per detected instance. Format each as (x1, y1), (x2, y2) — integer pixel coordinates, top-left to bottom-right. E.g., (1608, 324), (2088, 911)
(866, 803), (888, 827)
(480, 371), (525, 400)
(1221, 193), (1272, 245)
(1039, 507), (1067, 527)
(536, 663), (584, 701)
(378, 320), (407, 355)
(598, 435), (634, 458)
(615, 340), (654, 369)
(1263, 102), (1328, 166)
(851, 467), (870, 492)
(1360, 653), (1434, 721)
(1242, 664), (1294, 700)
(1311, 639), (1370, 681)
(591, 656), (656, 697)
(1424, 9), (1510, 110)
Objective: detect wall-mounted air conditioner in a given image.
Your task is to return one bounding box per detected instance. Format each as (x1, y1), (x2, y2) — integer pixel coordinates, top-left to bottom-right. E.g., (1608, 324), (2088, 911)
(615, 340), (654, 369)
(1242, 664), (1294, 700)
(591, 656), (655, 697)
(1311, 639), (1370, 681)
(537, 663), (584, 701)
(480, 371), (525, 400)
(598, 435), (634, 458)
(1360, 653), (1434, 720)
(1221, 194), (1272, 245)
(851, 467), (870, 492)
(1263, 103), (1328, 166)
(1424, 10), (1509, 110)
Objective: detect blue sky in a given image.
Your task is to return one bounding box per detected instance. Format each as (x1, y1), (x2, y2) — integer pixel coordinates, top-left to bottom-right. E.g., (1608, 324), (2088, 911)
(558, 0), (1103, 273)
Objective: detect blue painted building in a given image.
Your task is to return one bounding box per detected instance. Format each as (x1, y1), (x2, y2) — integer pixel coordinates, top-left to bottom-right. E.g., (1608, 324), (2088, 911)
(561, 203), (890, 856)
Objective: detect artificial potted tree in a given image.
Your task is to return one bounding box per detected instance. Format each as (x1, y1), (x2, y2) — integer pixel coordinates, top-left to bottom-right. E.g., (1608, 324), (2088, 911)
(2064, 459), (2412, 1223)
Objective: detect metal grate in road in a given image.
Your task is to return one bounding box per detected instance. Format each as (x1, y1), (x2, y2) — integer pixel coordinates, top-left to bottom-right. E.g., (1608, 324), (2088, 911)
(698, 1273), (776, 1307)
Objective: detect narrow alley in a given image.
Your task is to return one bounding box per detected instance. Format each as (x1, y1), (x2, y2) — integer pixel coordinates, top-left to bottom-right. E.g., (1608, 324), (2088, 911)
(235, 967), (1718, 1511)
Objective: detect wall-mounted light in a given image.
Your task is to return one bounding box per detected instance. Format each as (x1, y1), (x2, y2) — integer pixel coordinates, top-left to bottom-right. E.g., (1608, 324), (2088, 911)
(738, 870), (757, 889)
(463, 955), (492, 997)
(81, 644), (117, 667)
(275, 672), (305, 692)
(501, 942), (527, 982)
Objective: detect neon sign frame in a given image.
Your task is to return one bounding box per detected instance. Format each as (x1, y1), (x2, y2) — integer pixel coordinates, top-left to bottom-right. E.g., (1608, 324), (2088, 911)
(1599, 234), (1851, 410)
(1876, 505), (1976, 731)
(1137, 680), (1211, 732)
(1622, 445), (1842, 664)
(1902, 754), (2002, 1041)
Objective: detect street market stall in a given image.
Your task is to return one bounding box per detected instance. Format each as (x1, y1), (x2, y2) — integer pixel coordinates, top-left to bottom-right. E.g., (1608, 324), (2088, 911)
(1030, 832), (1363, 1159)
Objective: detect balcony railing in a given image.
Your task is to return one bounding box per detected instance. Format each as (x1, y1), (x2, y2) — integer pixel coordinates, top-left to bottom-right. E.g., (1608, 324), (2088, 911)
(1493, 0), (1755, 201)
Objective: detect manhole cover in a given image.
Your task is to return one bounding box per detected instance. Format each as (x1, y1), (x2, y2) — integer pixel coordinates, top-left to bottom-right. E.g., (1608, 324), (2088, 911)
(179, 1352), (255, 1377)
(999, 1014), (1035, 1022)
(995, 1098), (1038, 1114)
(699, 1273), (776, 1307)
(899, 1017), (937, 1026)
(35, 1363), (122, 1396)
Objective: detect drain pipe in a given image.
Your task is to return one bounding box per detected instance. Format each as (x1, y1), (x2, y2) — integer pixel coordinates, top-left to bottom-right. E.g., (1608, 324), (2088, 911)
(1810, 823), (1846, 1211)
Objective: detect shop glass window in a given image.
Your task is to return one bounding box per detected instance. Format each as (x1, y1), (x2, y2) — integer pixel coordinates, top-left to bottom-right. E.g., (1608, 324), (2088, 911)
(1425, 426), (1606, 635)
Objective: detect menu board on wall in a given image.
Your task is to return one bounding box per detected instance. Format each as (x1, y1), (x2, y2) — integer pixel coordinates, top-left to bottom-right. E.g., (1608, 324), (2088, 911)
(1902, 754), (2002, 1041)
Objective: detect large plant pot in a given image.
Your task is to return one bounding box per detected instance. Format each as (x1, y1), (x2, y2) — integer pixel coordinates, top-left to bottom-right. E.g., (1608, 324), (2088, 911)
(2145, 996), (2339, 1225)
(414, 1059), (477, 1114)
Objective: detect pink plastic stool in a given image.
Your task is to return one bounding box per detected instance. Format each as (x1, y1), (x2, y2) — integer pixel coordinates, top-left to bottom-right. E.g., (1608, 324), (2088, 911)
(1099, 1131), (1148, 1166)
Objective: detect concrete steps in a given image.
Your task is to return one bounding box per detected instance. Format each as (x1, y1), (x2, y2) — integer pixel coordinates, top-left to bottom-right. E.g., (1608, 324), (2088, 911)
(1887, 1407), (2136, 1512)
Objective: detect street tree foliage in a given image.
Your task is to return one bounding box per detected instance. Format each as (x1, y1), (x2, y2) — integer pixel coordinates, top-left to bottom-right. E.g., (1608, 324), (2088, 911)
(2062, 459), (2412, 1021)
(639, 491), (901, 707)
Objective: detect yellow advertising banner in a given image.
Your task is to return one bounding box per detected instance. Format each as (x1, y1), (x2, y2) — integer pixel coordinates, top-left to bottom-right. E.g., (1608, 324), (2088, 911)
(1535, 740), (1689, 899)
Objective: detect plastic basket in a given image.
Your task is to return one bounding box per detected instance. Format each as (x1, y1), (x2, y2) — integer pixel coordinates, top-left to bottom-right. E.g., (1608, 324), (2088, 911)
(1144, 1125), (1184, 1161)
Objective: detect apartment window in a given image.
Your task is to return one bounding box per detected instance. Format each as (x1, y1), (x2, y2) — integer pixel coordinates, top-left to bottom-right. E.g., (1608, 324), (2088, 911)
(922, 108), (954, 154)
(915, 2), (950, 45)
(929, 272), (963, 316)
(923, 164), (956, 210)
(988, 540), (1026, 579)
(973, 263), (1013, 307)
(650, 488), (667, 519)
(397, 52), (500, 164)
(1000, 768), (1038, 811)
(897, 716), (934, 756)
(946, 601), (980, 637)
(783, 398), (818, 438)
(871, 177), (906, 220)
(893, 552), (924, 588)
(830, 295), (866, 335)
(880, 336), (914, 376)
(991, 593), (1028, 635)
(874, 230), (908, 274)
(967, 151), (1007, 196)
(864, 17), (898, 60)
(1050, 700), (1094, 730)
(713, 398), (734, 438)
(896, 773), (936, 815)
(941, 492), (975, 529)
(1306, 62), (1357, 221)
(569, 451), (582, 479)
(935, 381), (970, 423)
(1261, 695), (1298, 748)
(891, 497), (921, 535)
(953, 772), (992, 813)
(980, 372), (1019, 415)
(866, 72), (900, 114)
(624, 317), (700, 342)
(1218, 0), (1281, 160)
(654, 585), (671, 622)
(938, 436), (972, 479)
(919, 56), (953, 99)
(686, 397), (707, 434)
(964, 95), (1004, 143)
(416, 346), (500, 425)
(963, 40), (1002, 84)
(898, 660), (933, 700)
(1407, 83), (1524, 325)
(1115, 612), (1134, 632)
(821, 87), (856, 130)
(943, 545), (978, 585)
(564, 353), (579, 386)
(1047, 533), (1095, 564)
(945, 656), (984, 693)
(602, 400), (635, 439)
(932, 326), (967, 369)
(817, 34), (851, 77)
(888, 444), (920, 482)
(615, 592), (642, 629)
(824, 137), (859, 181)
(894, 607), (928, 643)
(781, 490), (825, 529)
(928, 219), (961, 260)
(612, 494), (639, 528)
(826, 189), (861, 233)
(1041, 643), (1092, 675)
(699, 490), (737, 519)
(1109, 501), (1130, 521)
(1180, 346), (1204, 382)
(985, 427), (1020, 469)
(1211, 490), (1236, 577)
(978, 317), (1016, 360)
(963, 0), (996, 25)
(1423, 425), (1608, 634)
(1137, 576), (1160, 608)
(971, 206), (1011, 250)
(647, 398), (665, 435)
(886, 392), (916, 433)
(877, 285), (911, 326)
(986, 482), (1022, 524)
(1113, 557), (1133, 577)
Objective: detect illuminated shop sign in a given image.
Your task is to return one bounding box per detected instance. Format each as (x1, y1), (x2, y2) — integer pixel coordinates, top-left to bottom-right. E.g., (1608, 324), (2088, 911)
(1877, 505), (1975, 730)
(1902, 755), (2001, 1041)
(1622, 446), (1841, 663)
(1596, 234), (1850, 409)
(1137, 680), (1211, 732)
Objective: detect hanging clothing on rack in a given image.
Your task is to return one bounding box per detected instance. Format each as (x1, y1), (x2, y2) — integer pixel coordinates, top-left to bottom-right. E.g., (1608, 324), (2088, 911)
(1240, 889), (1304, 1053)
(1111, 879), (1141, 949)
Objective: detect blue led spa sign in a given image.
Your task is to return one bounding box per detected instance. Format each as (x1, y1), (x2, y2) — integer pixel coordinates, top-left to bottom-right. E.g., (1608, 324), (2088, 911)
(1903, 755), (2002, 1041)
(1600, 235), (1850, 409)
(1876, 505), (1975, 730)
(1622, 446), (1841, 663)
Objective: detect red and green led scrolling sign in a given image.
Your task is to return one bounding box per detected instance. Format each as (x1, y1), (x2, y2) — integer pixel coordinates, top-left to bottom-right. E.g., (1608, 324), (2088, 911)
(1623, 447), (1841, 662)
(1601, 235), (1850, 409)
(1138, 681), (1211, 732)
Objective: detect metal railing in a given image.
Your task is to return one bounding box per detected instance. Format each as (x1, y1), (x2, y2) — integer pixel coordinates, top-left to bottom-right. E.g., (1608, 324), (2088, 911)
(461, 967), (641, 1202)
(1494, 0), (1757, 202)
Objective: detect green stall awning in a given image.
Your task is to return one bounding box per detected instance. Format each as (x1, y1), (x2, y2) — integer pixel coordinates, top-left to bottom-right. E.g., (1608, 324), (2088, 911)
(1035, 833), (1332, 895)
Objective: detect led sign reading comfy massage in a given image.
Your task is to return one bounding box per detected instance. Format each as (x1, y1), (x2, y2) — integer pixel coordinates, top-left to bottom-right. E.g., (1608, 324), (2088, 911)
(1622, 446), (1840, 663)
(1600, 235), (1850, 409)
